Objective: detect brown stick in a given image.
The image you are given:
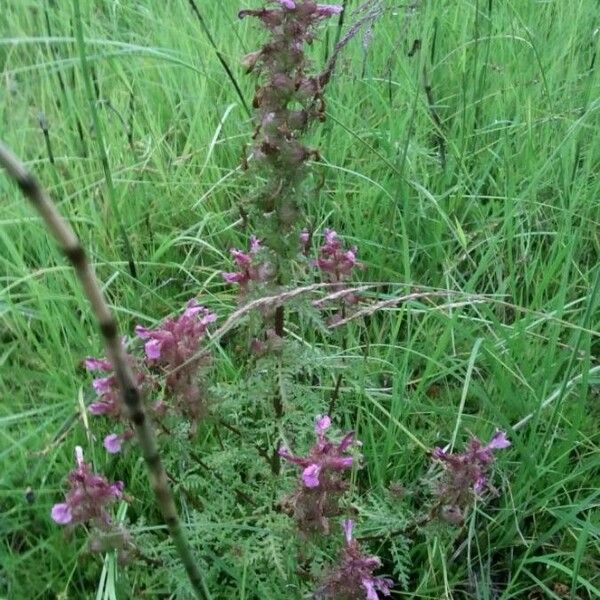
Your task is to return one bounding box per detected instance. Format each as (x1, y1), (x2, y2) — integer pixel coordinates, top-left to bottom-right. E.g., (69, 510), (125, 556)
(0, 142), (211, 600)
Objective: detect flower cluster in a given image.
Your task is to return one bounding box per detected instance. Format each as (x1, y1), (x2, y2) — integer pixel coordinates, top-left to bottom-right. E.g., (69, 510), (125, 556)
(315, 229), (361, 285)
(51, 446), (125, 527)
(312, 229), (362, 321)
(85, 351), (143, 453)
(136, 299), (216, 423)
(431, 430), (511, 524)
(279, 415), (356, 534)
(222, 235), (272, 291)
(314, 519), (394, 600)
(239, 0), (342, 228)
(300, 228), (312, 255)
(86, 299), (216, 453)
(51, 446), (134, 561)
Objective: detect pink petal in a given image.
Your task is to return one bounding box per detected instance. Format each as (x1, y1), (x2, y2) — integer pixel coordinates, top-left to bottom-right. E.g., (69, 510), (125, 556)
(337, 431), (355, 452)
(374, 577), (394, 596)
(431, 447), (447, 460)
(249, 235), (261, 253)
(104, 433), (123, 454)
(278, 446), (291, 457)
(342, 519), (353, 544)
(278, 447), (310, 467)
(323, 228), (337, 245)
(474, 476), (487, 494)
(487, 430), (511, 450)
(222, 271), (244, 284)
(362, 578), (379, 600)
(200, 310), (217, 326)
(145, 339), (162, 360)
(134, 324), (151, 339)
(344, 249), (357, 264)
(315, 414), (331, 436)
(51, 502), (72, 525)
(109, 481), (124, 498)
(182, 300), (203, 318)
(302, 464), (321, 488)
(277, 0), (296, 8)
(84, 357), (111, 372)
(316, 4), (343, 16)
(88, 401), (111, 415)
(329, 456), (353, 470)
(230, 249), (252, 267)
(92, 376), (112, 395)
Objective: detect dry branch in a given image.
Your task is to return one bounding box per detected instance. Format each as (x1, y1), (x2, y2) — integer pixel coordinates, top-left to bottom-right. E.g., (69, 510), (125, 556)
(0, 142), (211, 600)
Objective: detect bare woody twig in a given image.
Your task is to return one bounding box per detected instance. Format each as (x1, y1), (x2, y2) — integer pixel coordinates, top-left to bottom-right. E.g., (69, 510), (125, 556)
(0, 142), (211, 600)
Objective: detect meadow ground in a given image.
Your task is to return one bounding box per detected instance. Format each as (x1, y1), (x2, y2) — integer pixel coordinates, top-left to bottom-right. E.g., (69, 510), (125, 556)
(1, 1), (599, 598)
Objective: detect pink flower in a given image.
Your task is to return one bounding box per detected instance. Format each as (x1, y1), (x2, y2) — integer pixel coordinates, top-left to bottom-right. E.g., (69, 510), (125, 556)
(89, 401), (112, 416)
(315, 229), (360, 281)
(84, 346), (143, 420)
(315, 414), (331, 436)
(279, 416), (357, 533)
(249, 234), (261, 252)
(144, 338), (162, 360)
(221, 236), (271, 291)
(135, 300), (216, 364)
(315, 519), (394, 599)
(431, 431), (511, 523)
(51, 503), (72, 525)
(92, 377), (112, 395)
(316, 4), (343, 16)
(104, 433), (123, 454)
(488, 430), (511, 450)
(279, 416), (355, 483)
(299, 228), (311, 254)
(276, 0), (296, 8)
(135, 299), (216, 421)
(302, 464), (322, 487)
(50, 446), (125, 528)
(222, 271), (246, 284)
(84, 357), (112, 371)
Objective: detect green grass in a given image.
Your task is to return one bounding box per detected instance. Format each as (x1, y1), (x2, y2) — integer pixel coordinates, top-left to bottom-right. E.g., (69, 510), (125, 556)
(1, 0), (599, 598)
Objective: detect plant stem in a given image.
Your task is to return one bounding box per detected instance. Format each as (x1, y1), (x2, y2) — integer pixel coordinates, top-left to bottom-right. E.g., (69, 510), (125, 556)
(0, 142), (211, 600)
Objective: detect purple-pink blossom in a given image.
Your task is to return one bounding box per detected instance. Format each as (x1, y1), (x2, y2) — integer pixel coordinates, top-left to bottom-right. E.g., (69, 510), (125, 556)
(84, 349), (146, 453)
(315, 229), (361, 282)
(136, 299), (216, 364)
(315, 519), (394, 599)
(222, 236), (271, 290)
(50, 446), (124, 527)
(135, 299), (216, 422)
(85, 349), (144, 420)
(431, 430), (511, 523)
(316, 4), (343, 16)
(279, 415), (357, 533)
(103, 431), (134, 454)
(85, 356), (122, 418)
(279, 414), (355, 488)
(299, 228), (311, 255)
(302, 463), (322, 488)
(274, 1), (343, 16)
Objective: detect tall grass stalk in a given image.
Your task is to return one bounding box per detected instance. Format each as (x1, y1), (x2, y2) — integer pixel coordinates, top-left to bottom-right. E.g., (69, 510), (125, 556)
(0, 142), (211, 600)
